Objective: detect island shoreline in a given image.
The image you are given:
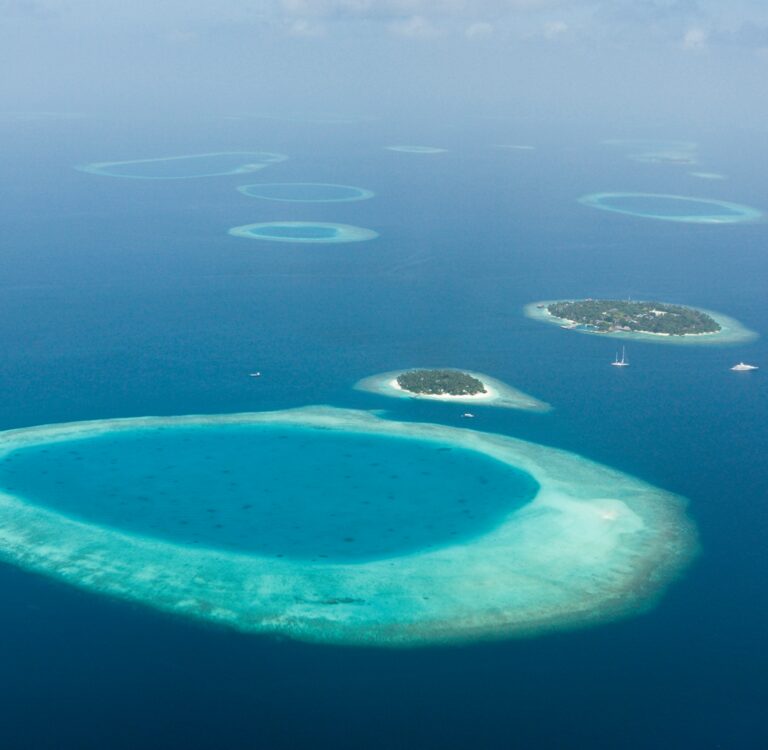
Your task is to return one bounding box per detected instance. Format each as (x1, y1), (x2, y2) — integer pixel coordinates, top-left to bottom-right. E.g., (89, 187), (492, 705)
(355, 369), (552, 412)
(525, 300), (758, 347)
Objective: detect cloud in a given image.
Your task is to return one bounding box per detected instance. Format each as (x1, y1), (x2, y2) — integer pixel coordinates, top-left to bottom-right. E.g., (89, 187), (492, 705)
(0, 0), (57, 19)
(5, 0), (768, 52)
(286, 18), (326, 36)
(682, 26), (708, 50)
(543, 20), (568, 38)
(279, 1), (557, 18)
(465, 21), (494, 38)
(270, 0), (578, 38)
(389, 15), (442, 37)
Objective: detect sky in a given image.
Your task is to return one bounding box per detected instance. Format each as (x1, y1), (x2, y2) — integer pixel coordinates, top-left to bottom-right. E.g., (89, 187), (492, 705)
(1, 1), (767, 129)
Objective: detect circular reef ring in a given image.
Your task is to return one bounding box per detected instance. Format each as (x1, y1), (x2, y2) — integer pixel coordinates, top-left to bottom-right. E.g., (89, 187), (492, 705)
(579, 192), (762, 224)
(0, 406), (697, 647)
(228, 222), (378, 243)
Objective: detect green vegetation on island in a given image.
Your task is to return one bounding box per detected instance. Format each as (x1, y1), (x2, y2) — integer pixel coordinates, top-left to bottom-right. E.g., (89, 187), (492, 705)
(396, 369), (487, 396)
(547, 299), (721, 336)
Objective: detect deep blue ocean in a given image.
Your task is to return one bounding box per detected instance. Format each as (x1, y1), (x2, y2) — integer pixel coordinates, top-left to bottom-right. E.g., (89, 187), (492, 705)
(1, 115), (766, 749)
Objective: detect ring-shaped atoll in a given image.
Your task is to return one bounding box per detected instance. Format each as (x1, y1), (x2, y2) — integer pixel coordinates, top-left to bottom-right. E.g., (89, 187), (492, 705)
(525, 300), (758, 346)
(0, 407), (696, 647)
(690, 172), (727, 181)
(228, 222), (378, 243)
(237, 183), (374, 203)
(579, 192), (762, 224)
(77, 151), (288, 179)
(629, 151), (698, 166)
(603, 139), (699, 166)
(247, 114), (377, 125)
(385, 145), (447, 154)
(603, 139), (698, 153)
(355, 370), (552, 412)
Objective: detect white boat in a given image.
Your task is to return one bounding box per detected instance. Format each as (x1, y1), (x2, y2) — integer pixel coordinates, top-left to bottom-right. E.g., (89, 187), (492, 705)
(461, 412), (475, 419)
(611, 346), (629, 367)
(249, 372), (262, 377)
(730, 362), (758, 372)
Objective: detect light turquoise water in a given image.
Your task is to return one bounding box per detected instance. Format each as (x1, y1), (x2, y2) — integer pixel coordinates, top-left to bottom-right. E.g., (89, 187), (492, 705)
(78, 151), (286, 179)
(605, 195), (739, 217)
(228, 221), (379, 242)
(579, 192), (761, 222)
(0, 424), (539, 562)
(251, 225), (340, 239)
(237, 182), (373, 202)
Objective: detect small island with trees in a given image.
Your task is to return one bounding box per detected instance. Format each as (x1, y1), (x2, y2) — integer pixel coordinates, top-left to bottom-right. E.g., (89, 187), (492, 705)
(524, 298), (757, 346)
(546, 300), (721, 336)
(396, 369), (487, 396)
(354, 368), (552, 412)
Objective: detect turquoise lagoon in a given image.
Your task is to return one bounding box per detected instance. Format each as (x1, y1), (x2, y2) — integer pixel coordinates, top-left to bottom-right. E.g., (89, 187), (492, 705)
(0, 421), (537, 561)
(237, 182), (374, 202)
(0, 407), (696, 647)
(77, 151), (287, 179)
(579, 192), (762, 223)
(229, 222), (379, 243)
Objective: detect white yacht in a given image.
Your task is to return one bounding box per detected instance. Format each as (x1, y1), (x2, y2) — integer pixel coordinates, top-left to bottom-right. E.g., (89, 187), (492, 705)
(611, 346), (629, 367)
(730, 362), (758, 372)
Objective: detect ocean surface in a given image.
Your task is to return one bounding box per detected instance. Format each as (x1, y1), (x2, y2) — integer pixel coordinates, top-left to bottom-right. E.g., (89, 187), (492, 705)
(0, 115), (766, 748)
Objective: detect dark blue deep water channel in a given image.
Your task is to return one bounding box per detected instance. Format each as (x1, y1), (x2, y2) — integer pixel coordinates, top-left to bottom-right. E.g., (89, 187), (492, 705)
(0, 115), (766, 749)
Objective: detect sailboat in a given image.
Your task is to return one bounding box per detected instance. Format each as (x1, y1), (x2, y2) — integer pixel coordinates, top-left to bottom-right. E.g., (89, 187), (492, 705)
(730, 362), (758, 372)
(611, 346), (629, 367)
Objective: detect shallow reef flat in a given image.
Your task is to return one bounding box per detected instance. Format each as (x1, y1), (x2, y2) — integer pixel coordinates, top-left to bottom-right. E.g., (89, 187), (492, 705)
(228, 221), (378, 243)
(525, 300), (758, 346)
(629, 150), (698, 166)
(354, 370), (552, 412)
(246, 113), (378, 125)
(0, 407), (697, 647)
(237, 182), (374, 202)
(602, 138), (698, 153)
(77, 151), (287, 179)
(579, 192), (762, 224)
(690, 171), (727, 180)
(385, 145), (447, 154)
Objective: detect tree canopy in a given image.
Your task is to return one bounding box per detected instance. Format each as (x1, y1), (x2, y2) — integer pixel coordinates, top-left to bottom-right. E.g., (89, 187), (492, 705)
(548, 300), (720, 335)
(397, 369), (487, 396)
